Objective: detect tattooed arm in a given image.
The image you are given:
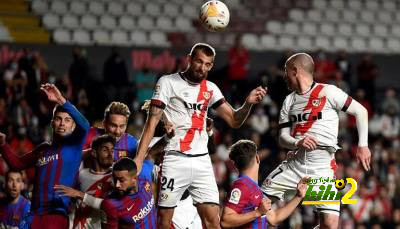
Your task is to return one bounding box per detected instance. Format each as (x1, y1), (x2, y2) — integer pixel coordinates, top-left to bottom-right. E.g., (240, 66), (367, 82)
(216, 86), (267, 128)
(134, 105), (164, 173)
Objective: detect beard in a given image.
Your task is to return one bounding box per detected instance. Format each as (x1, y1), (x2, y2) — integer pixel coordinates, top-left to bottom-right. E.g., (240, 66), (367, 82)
(184, 68), (207, 83)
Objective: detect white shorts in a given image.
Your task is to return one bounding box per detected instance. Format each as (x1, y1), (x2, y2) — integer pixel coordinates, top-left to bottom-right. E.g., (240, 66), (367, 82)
(172, 195), (202, 229)
(158, 151), (219, 208)
(261, 149), (340, 216)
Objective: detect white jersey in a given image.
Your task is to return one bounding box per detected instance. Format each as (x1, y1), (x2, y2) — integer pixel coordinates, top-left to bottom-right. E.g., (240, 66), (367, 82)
(70, 169), (113, 229)
(151, 73), (224, 155)
(280, 82), (352, 148)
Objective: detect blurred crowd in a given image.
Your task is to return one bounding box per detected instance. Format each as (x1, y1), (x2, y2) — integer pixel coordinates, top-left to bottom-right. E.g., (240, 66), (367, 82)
(0, 42), (399, 229)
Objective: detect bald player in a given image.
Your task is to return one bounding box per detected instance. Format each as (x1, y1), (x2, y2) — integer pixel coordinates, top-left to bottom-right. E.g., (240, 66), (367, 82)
(261, 53), (371, 229)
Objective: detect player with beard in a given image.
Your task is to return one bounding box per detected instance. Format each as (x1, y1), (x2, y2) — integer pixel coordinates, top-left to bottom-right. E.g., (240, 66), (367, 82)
(0, 171), (31, 228)
(63, 134), (116, 229)
(0, 83), (90, 229)
(55, 123), (175, 228)
(135, 43), (267, 229)
(83, 102), (137, 167)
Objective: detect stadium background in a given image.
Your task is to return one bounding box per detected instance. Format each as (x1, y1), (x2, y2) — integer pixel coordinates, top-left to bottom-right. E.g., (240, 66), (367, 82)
(0, 0), (399, 228)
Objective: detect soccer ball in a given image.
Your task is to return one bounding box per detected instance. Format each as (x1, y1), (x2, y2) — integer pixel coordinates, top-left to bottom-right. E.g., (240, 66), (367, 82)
(199, 1), (230, 32)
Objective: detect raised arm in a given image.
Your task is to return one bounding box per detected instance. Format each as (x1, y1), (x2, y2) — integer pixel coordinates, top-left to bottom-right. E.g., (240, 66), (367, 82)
(135, 105), (164, 171)
(146, 121), (174, 162)
(41, 83), (90, 139)
(0, 132), (47, 170)
(215, 86), (267, 128)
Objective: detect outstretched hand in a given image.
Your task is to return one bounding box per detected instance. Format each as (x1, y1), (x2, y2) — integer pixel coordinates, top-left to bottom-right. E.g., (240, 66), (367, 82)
(246, 86), (267, 105)
(54, 185), (84, 199)
(356, 146), (371, 171)
(40, 83), (66, 105)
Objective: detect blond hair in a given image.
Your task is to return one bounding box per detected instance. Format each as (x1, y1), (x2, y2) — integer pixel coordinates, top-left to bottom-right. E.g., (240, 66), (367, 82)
(104, 102), (131, 121)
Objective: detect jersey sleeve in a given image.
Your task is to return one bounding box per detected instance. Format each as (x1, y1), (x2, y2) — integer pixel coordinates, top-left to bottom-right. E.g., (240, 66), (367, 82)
(139, 160), (154, 182)
(325, 85), (353, 112)
(151, 76), (171, 109)
(278, 95), (291, 128)
(101, 199), (118, 229)
(128, 135), (138, 158)
(208, 82), (225, 109)
(225, 181), (247, 213)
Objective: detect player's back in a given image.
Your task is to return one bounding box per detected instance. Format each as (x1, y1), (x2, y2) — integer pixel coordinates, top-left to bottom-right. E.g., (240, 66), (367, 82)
(152, 73), (224, 154)
(225, 175), (267, 229)
(281, 82), (351, 147)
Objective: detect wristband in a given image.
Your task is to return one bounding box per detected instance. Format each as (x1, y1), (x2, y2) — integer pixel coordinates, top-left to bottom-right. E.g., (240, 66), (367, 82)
(83, 193), (103, 210)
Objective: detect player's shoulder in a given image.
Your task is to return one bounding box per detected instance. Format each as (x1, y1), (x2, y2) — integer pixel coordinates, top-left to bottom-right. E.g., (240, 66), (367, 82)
(231, 177), (249, 190)
(20, 196), (31, 206)
(79, 168), (90, 177)
(139, 160), (154, 178)
(206, 79), (219, 88)
(282, 92), (296, 106)
(158, 73), (180, 83)
(126, 133), (138, 142)
(319, 83), (345, 97)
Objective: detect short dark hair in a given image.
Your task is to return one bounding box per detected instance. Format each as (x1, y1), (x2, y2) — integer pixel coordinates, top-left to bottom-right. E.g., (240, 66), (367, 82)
(91, 134), (116, 151)
(190, 43), (216, 58)
(229, 140), (257, 171)
(5, 170), (23, 182)
(113, 158), (137, 175)
(104, 102), (131, 122)
(52, 105), (69, 118)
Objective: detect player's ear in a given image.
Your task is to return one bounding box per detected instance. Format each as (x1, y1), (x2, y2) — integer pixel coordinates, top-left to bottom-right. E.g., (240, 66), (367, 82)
(186, 54), (192, 64)
(255, 154), (260, 164)
(91, 149), (97, 158)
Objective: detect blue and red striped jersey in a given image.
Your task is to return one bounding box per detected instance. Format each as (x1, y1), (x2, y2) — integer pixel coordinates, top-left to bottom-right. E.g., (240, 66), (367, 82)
(0, 195), (31, 228)
(225, 175), (268, 229)
(101, 160), (156, 229)
(1, 101), (89, 215)
(84, 127), (138, 160)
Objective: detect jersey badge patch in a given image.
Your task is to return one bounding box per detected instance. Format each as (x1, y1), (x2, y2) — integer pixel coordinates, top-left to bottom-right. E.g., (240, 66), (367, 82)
(203, 91), (211, 100)
(229, 188), (241, 204)
(118, 150), (127, 158)
(145, 182), (151, 192)
(312, 99), (321, 107)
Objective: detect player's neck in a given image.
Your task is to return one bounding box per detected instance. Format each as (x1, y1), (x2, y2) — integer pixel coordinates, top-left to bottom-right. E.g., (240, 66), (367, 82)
(92, 164), (111, 174)
(297, 80), (315, 95)
(8, 194), (20, 204)
(180, 71), (201, 85)
(241, 167), (258, 183)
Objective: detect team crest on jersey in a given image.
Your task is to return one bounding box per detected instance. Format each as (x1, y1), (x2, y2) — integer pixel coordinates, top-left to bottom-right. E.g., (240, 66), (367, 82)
(118, 150), (127, 158)
(145, 182), (151, 192)
(161, 193), (168, 200)
(263, 178), (272, 187)
(13, 214), (20, 222)
(203, 91), (211, 100)
(97, 183), (103, 190)
(312, 99), (321, 107)
(229, 188), (241, 204)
